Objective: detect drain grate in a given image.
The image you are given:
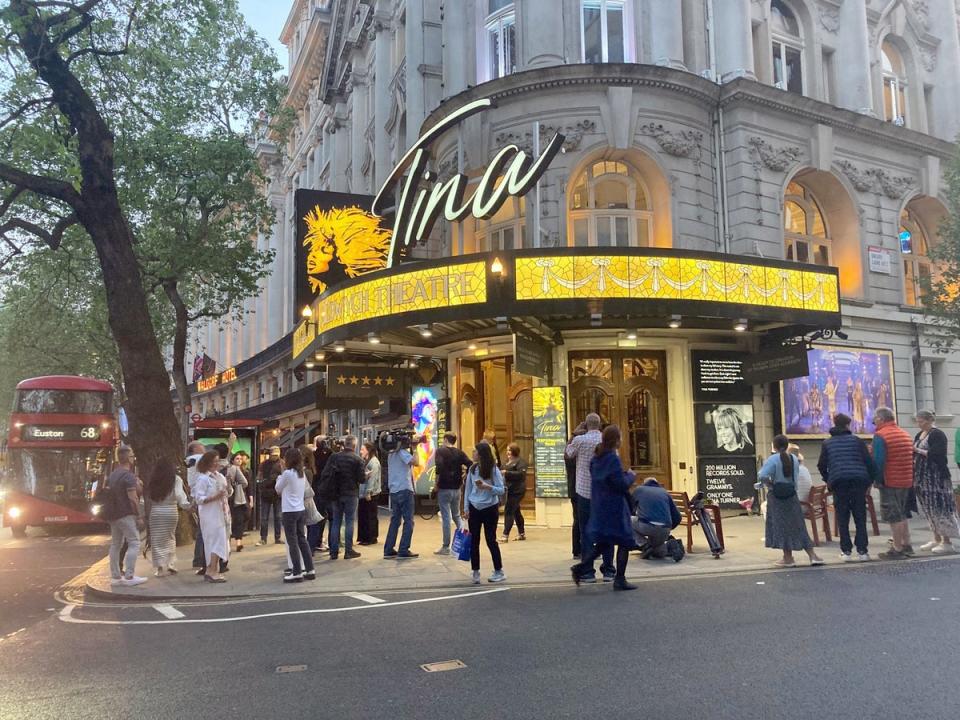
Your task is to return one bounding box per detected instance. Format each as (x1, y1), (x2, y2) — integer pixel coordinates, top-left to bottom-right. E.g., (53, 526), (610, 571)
(275, 665), (307, 674)
(421, 660), (467, 673)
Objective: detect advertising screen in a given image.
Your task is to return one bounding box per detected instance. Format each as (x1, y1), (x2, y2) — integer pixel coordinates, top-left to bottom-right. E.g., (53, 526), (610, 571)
(411, 387), (440, 495)
(779, 345), (896, 437)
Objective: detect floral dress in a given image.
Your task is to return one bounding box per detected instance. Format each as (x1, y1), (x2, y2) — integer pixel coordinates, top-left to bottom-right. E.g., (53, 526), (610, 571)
(913, 428), (960, 538)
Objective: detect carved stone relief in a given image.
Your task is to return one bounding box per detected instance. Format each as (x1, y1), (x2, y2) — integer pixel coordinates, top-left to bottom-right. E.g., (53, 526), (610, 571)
(493, 119), (596, 155)
(748, 136), (802, 172)
(836, 160), (915, 199)
(920, 48), (937, 72)
(638, 123), (704, 158)
(819, 7), (840, 33)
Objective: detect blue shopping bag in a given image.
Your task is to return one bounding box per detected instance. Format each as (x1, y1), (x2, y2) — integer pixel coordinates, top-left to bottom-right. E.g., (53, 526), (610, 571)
(451, 528), (471, 561)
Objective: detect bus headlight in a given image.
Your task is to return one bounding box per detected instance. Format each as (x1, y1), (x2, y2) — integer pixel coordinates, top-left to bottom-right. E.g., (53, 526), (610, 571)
(90, 504), (102, 516)
(7, 506), (21, 519)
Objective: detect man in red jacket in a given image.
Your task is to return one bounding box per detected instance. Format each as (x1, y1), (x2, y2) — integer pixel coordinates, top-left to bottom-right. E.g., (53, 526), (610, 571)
(871, 407), (915, 559)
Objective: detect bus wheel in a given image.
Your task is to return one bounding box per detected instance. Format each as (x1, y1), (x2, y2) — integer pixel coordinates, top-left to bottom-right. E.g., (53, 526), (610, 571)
(10, 525), (27, 539)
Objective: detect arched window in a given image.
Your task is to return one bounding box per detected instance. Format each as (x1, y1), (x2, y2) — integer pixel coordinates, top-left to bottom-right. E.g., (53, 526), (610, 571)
(900, 207), (931, 306)
(581, 0), (633, 63)
(881, 41), (907, 126)
(485, 1), (516, 80)
(784, 181), (830, 266)
(569, 160), (652, 247)
(770, 0), (803, 94)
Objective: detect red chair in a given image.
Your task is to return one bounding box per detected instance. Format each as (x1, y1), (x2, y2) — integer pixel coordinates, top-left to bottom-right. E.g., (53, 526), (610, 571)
(799, 485), (831, 546)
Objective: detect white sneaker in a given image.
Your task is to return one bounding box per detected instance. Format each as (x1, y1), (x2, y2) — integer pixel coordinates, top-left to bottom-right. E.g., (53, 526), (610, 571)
(471, 571), (481, 585)
(919, 540), (939, 551)
(121, 576), (148, 586)
(857, 553), (871, 562)
(840, 552), (854, 562)
(931, 542), (955, 554)
(488, 570), (506, 583)
(434, 547), (451, 555)
(110, 577), (124, 586)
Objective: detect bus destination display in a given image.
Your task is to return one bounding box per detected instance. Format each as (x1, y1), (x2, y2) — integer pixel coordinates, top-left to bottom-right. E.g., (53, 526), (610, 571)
(20, 425), (102, 442)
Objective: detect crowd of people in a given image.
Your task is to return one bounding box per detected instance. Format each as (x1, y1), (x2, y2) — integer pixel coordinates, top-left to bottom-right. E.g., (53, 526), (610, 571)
(100, 404), (959, 589)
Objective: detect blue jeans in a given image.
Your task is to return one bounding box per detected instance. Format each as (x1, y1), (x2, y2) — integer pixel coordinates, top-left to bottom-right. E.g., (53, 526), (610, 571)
(578, 495), (614, 579)
(384, 490), (415, 554)
(437, 488), (462, 548)
(328, 495), (359, 555)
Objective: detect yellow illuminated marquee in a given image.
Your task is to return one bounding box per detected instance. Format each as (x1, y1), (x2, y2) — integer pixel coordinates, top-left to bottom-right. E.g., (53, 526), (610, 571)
(515, 255), (839, 313)
(293, 261), (487, 357)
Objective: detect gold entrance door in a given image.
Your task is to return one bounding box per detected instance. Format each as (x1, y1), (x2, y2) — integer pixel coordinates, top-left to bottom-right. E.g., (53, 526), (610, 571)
(569, 351), (671, 488)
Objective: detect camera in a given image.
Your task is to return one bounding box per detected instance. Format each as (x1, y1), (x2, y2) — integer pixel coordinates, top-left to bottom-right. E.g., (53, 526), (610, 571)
(378, 429), (425, 453)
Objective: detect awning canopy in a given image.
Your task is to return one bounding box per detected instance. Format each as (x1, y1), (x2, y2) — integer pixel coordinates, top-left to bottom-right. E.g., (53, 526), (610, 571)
(292, 247), (842, 363)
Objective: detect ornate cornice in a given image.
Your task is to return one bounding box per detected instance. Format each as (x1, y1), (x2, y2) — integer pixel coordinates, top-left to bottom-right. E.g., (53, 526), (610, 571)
(494, 120), (596, 155)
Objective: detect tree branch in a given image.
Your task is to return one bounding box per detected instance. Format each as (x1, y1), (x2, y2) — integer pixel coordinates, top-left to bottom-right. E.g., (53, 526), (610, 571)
(0, 95), (55, 132)
(0, 211), (78, 250)
(0, 162), (82, 206)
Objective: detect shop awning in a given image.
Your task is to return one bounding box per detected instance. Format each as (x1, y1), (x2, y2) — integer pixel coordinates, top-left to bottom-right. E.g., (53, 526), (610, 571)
(291, 248), (842, 363)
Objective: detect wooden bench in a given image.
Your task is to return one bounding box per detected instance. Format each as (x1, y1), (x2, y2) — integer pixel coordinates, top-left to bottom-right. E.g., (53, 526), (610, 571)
(668, 491), (724, 553)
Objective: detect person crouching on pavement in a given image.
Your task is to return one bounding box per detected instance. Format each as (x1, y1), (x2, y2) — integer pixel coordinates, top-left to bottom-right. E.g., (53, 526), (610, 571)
(462, 441), (506, 584)
(276, 448), (316, 583)
(571, 425), (637, 591)
(631, 478), (681, 559)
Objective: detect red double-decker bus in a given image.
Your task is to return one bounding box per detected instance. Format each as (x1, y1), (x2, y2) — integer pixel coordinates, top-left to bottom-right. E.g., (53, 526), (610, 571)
(1, 376), (116, 537)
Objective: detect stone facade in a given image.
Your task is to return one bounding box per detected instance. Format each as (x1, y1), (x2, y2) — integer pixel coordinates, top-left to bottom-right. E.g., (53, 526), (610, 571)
(189, 0), (960, 475)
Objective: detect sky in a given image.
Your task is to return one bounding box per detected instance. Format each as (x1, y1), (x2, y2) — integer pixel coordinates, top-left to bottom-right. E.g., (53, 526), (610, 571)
(237, 0), (289, 67)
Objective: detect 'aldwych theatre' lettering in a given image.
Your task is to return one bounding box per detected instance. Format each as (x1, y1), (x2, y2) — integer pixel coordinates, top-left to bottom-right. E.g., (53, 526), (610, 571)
(373, 98), (565, 267)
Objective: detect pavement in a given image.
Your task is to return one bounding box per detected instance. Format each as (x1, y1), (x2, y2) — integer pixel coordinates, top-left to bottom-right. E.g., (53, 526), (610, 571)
(84, 507), (955, 600)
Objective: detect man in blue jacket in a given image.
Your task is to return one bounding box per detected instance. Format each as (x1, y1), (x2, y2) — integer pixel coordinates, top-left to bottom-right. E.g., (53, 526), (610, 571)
(817, 413), (876, 561)
(631, 478), (681, 559)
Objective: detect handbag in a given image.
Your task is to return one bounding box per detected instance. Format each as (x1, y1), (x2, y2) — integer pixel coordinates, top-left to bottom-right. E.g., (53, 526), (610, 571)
(771, 482), (797, 499)
(451, 528), (472, 561)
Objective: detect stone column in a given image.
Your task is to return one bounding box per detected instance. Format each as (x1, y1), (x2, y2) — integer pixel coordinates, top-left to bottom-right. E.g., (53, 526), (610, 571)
(927, 0), (960, 140)
(834, 0), (873, 114)
(405, 1), (425, 141)
(714, 0), (755, 81)
(521, 0), (565, 68)
(374, 21), (391, 188)
(649, 0), (685, 68)
(442, 0), (469, 96)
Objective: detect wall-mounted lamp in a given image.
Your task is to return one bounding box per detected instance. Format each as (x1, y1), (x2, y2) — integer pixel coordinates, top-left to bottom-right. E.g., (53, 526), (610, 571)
(490, 256), (505, 276)
(668, 314), (682, 329)
(301, 305), (313, 318)
(734, 318), (748, 332)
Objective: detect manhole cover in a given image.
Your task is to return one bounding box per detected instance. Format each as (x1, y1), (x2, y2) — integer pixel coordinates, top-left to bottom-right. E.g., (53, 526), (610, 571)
(421, 660), (466, 673)
(275, 665), (307, 674)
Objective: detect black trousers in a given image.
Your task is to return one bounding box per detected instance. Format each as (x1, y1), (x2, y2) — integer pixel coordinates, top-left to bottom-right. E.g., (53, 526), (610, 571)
(571, 494), (581, 557)
(834, 487), (868, 555)
(503, 491), (525, 537)
(230, 504), (248, 540)
(282, 511), (314, 576)
(357, 497), (379, 543)
(467, 503), (503, 572)
(578, 543), (630, 579)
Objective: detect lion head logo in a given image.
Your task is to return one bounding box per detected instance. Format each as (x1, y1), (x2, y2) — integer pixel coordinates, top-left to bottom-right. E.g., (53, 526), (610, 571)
(303, 205), (393, 294)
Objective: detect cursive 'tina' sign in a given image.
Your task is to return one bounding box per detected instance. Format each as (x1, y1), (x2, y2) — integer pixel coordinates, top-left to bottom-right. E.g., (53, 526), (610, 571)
(373, 98), (564, 267)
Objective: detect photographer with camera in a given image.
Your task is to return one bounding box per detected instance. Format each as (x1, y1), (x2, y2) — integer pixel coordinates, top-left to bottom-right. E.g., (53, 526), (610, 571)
(383, 432), (421, 559)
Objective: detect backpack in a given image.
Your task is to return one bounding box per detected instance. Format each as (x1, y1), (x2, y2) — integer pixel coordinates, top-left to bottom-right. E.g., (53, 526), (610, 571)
(665, 536), (686, 563)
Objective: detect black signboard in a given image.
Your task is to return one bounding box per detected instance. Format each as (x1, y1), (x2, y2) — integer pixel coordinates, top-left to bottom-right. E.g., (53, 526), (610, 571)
(696, 456), (758, 509)
(21, 425), (102, 442)
(436, 398), (450, 437)
(691, 350), (752, 402)
(326, 365), (406, 398)
(743, 343), (810, 385)
(294, 190), (392, 323)
(514, 333), (552, 380)
(532, 386), (568, 498)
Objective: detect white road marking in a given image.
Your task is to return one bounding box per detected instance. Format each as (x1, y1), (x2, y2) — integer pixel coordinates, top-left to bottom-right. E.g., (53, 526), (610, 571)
(153, 604), (186, 619)
(343, 592), (385, 604)
(57, 587), (508, 626)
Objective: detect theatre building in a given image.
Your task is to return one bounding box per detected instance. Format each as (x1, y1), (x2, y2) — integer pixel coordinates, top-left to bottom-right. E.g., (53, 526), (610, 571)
(188, 0), (960, 523)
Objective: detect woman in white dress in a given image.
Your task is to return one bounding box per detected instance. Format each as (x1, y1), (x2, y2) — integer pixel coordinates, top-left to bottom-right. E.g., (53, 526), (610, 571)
(193, 450), (230, 583)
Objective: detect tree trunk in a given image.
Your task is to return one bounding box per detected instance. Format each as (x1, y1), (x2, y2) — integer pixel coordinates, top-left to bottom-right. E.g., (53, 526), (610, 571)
(163, 279), (191, 449)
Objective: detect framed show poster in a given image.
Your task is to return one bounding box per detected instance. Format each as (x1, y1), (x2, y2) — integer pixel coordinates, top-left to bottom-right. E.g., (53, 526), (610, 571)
(779, 345), (896, 438)
(532, 386), (568, 498)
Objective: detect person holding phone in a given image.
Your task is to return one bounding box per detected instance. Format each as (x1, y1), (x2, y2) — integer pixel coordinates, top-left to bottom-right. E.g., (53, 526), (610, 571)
(462, 441), (506, 584)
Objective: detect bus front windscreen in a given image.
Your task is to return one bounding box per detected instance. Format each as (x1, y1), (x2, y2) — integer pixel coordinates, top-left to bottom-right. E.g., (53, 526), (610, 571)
(6, 449), (110, 505)
(15, 389), (112, 415)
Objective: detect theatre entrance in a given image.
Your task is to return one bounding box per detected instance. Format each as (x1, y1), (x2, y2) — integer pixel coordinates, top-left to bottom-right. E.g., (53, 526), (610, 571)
(456, 357), (535, 509)
(568, 350), (672, 488)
